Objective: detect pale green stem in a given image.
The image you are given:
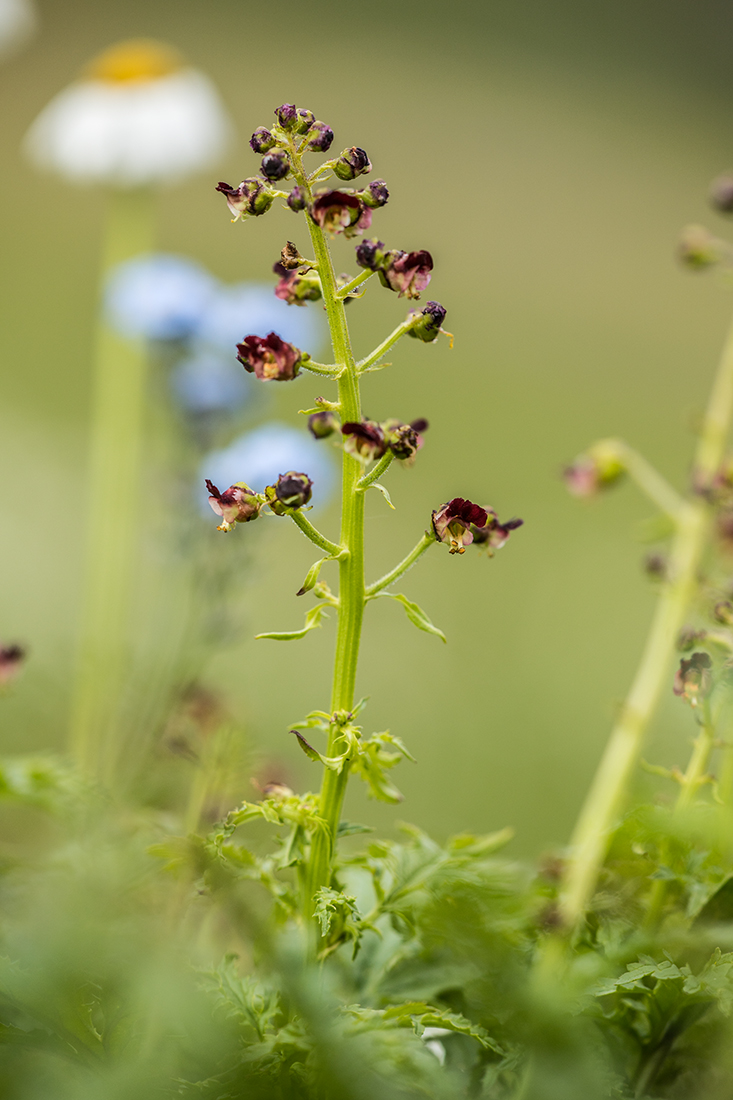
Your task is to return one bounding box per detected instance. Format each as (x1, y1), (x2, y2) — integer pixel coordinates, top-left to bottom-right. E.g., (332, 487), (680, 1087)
(557, 309), (733, 934)
(357, 451), (394, 491)
(288, 511), (344, 558)
(69, 188), (156, 782)
(610, 439), (685, 521)
(356, 318), (416, 374)
(366, 532), (436, 597)
(300, 360), (341, 377)
(336, 269), (375, 299)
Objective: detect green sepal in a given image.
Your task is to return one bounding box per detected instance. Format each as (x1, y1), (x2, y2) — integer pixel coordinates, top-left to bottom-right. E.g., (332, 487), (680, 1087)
(296, 556), (334, 597)
(376, 592), (446, 643)
(368, 482), (395, 509)
(255, 603), (329, 641)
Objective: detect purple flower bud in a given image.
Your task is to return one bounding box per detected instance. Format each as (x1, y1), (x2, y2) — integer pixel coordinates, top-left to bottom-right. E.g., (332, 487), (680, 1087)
(275, 103), (298, 130)
(310, 189), (365, 237)
(470, 514), (524, 554)
(216, 178), (274, 219)
(295, 108), (315, 135)
(333, 146), (372, 181)
(341, 420), (387, 464)
(379, 249), (434, 299)
(261, 149), (290, 181)
(355, 238), (386, 271)
(307, 121), (334, 152)
(0, 644), (26, 686)
(273, 262), (322, 306)
(673, 651), (713, 705)
(236, 333), (303, 381)
(287, 186), (307, 213)
(431, 498), (489, 555)
(388, 424), (420, 461)
(205, 479), (262, 532)
(710, 174), (733, 214)
(270, 471), (313, 511)
(359, 179), (389, 209)
(308, 411), (339, 439)
(250, 126), (276, 154)
(408, 301), (447, 342)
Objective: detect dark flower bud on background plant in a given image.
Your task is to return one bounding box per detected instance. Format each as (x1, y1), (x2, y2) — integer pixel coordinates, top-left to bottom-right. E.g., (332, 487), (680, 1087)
(308, 411), (339, 439)
(275, 103), (297, 130)
(432, 498), (489, 554)
(287, 186), (307, 212)
(236, 332), (303, 381)
(355, 238), (387, 271)
(273, 263), (322, 306)
(644, 552), (668, 581)
(306, 121), (334, 152)
(333, 146), (371, 181)
(678, 224), (722, 269)
(216, 178), (275, 219)
(295, 108), (315, 134)
(710, 173), (733, 214)
(358, 179), (389, 208)
(250, 126), (276, 153)
(267, 471), (313, 513)
(677, 626), (707, 651)
(205, 479), (262, 532)
(0, 644), (26, 686)
(471, 513), (524, 553)
(261, 149), (290, 181)
(379, 250), (434, 299)
(714, 600), (733, 625)
(310, 190), (364, 237)
(408, 301), (447, 342)
(563, 441), (625, 498)
(341, 420), (387, 464)
(673, 651), (713, 706)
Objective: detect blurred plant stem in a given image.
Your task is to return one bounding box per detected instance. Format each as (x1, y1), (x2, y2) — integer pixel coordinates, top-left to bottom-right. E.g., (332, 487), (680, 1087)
(557, 308), (733, 935)
(69, 188), (156, 782)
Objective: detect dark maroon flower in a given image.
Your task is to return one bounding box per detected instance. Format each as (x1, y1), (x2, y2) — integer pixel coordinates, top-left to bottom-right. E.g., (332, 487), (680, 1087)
(432, 498), (489, 554)
(266, 472), (313, 515)
(215, 178), (273, 219)
(308, 411), (339, 439)
(205, 480), (262, 532)
(236, 333), (303, 381)
(711, 174), (733, 214)
(287, 186), (307, 213)
(273, 263), (322, 306)
(379, 250), (433, 299)
(334, 146), (371, 181)
(310, 189), (365, 237)
(295, 108), (315, 135)
(471, 514), (524, 554)
(0, 645), (25, 686)
(261, 149), (290, 181)
(250, 126), (275, 153)
(307, 121), (334, 152)
(275, 103), (297, 130)
(341, 420), (387, 464)
(408, 301), (447, 343)
(355, 238), (386, 271)
(673, 651), (713, 706)
(359, 179), (389, 209)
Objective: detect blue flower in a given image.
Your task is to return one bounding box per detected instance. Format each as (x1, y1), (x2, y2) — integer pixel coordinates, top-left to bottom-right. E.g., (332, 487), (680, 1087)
(170, 349), (251, 414)
(200, 422), (336, 514)
(195, 283), (325, 356)
(104, 253), (219, 341)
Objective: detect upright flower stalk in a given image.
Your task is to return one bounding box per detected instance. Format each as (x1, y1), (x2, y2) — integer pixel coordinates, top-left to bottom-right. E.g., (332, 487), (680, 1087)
(209, 104), (522, 921)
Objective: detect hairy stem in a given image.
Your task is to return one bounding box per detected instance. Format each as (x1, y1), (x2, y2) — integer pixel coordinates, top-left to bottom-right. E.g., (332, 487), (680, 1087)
(366, 532), (436, 597)
(357, 451), (394, 491)
(288, 511), (344, 557)
(336, 269), (375, 299)
(356, 318), (416, 374)
(557, 310), (733, 934)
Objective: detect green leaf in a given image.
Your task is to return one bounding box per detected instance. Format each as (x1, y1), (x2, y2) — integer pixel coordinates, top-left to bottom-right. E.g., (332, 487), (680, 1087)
(368, 482), (395, 509)
(378, 593), (446, 643)
(337, 820), (374, 837)
(292, 730), (322, 762)
(296, 556), (333, 597)
(312, 887), (362, 953)
(255, 604), (328, 641)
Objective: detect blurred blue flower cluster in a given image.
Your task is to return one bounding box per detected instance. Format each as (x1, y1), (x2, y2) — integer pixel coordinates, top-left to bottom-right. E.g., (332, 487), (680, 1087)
(104, 253), (325, 417)
(104, 253), (335, 510)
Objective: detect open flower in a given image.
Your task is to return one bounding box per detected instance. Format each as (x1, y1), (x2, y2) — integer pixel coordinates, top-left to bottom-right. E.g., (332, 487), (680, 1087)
(310, 190), (369, 237)
(273, 263), (322, 307)
(341, 421), (387, 464)
(432, 498), (489, 554)
(205, 480), (262, 532)
(24, 39), (232, 185)
(470, 513), (524, 554)
(673, 651), (713, 706)
(236, 333), (304, 381)
(379, 250), (434, 299)
(215, 178), (274, 220)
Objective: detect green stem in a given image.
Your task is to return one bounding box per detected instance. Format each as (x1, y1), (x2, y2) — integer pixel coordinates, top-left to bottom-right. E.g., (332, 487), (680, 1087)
(336, 269), (375, 299)
(288, 511), (344, 558)
(69, 188), (156, 782)
(357, 451), (394, 491)
(557, 308), (733, 934)
(366, 532), (436, 597)
(301, 360), (341, 377)
(611, 439), (685, 521)
(356, 318), (416, 374)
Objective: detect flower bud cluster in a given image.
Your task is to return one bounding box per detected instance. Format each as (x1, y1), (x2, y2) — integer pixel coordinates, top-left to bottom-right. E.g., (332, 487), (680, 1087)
(431, 498), (523, 555)
(356, 238), (433, 299)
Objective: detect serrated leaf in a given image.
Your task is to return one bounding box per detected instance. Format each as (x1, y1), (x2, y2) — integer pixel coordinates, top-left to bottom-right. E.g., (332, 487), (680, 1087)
(378, 593), (446, 643)
(368, 482), (395, 509)
(255, 604), (328, 641)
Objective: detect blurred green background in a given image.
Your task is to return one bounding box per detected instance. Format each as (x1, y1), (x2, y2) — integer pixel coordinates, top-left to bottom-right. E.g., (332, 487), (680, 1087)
(2, 0), (733, 855)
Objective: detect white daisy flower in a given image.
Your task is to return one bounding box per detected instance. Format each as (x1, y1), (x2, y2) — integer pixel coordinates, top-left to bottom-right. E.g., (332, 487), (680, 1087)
(23, 38), (232, 185)
(0, 0), (36, 59)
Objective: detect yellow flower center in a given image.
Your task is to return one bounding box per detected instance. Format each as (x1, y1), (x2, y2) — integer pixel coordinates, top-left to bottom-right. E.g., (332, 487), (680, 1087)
(85, 39), (184, 84)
